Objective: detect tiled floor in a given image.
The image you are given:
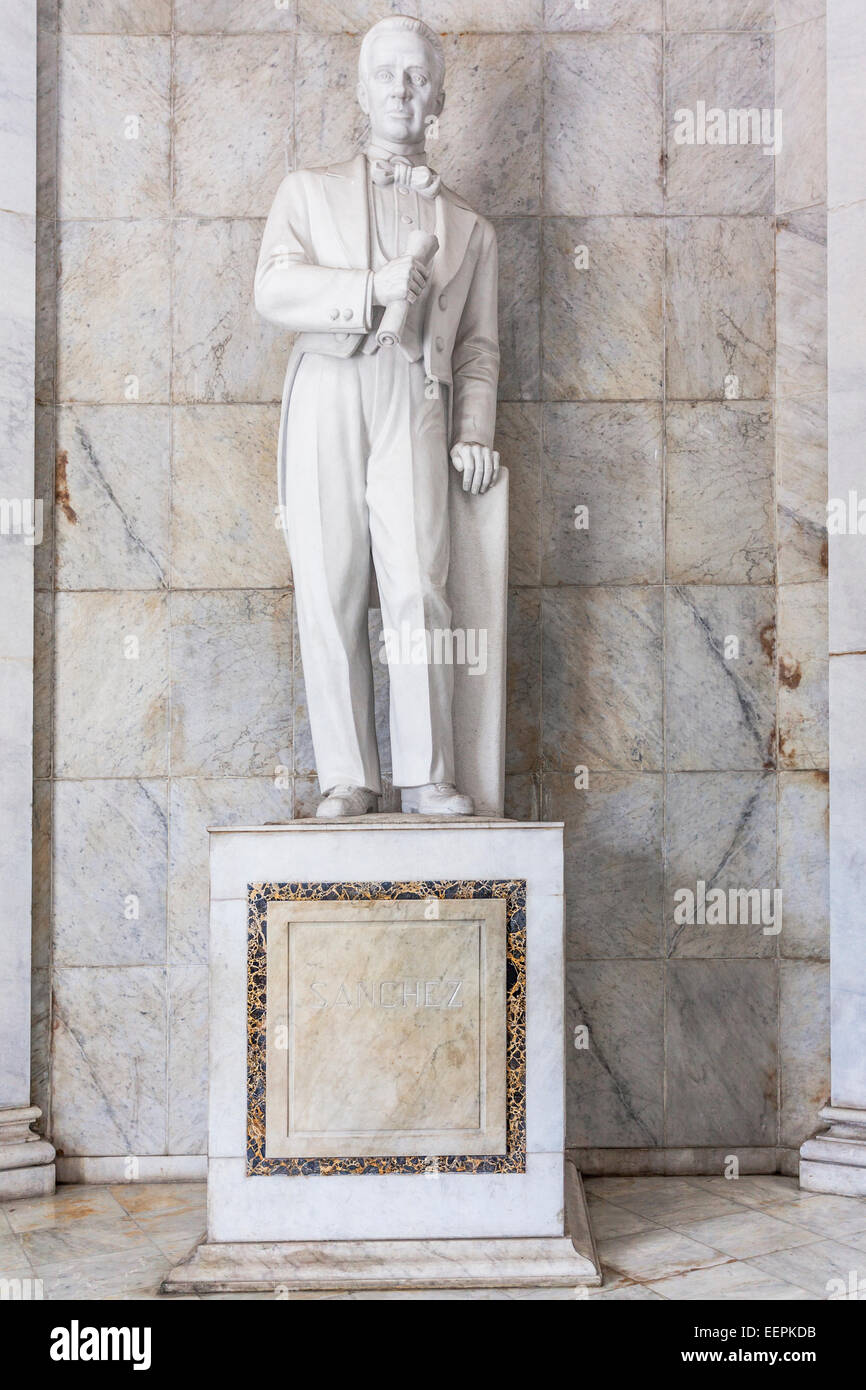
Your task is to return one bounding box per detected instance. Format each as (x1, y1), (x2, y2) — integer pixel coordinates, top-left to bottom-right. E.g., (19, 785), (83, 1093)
(1, 1175), (865, 1299)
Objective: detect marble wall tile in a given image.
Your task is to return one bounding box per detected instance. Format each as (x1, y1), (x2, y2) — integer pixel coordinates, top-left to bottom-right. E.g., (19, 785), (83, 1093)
(542, 217), (664, 399)
(543, 0), (662, 30)
(173, 36), (293, 219)
(59, 1), (171, 32)
(53, 778), (168, 965)
(665, 34), (773, 217)
(171, 404), (288, 589)
(776, 393), (827, 585)
(31, 783), (51, 1128)
(56, 220), (171, 403)
(32, 778), (52, 973)
(780, 960), (830, 1147)
(666, 960), (778, 1146)
(504, 771), (539, 820)
(33, 590), (53, 779)
(775, 15), (826, 214)
(544, 35), (663, 215)
(665, 0), (774, 26)
(168, 777), (292, 963)
(666, 402), (774, 584)
(175, 0), (297, 31)
(37, 28), (57, 218)
(291, 606), (315, 778)
(172, 219), (287, 404)
(34, 405), (54, 591)
(665, 584), (776, 770)
(55, 404), (170, 590)
(826, 0), (865, 210)
(0, 211), (37, 463)
(170, 590), (292, 776)
(779, 0), (826, 21)
(545, 771), (663, 958)
(35, 218), (55, 409)
(51, 966), (167, 1155)
(58, 36), (170, 218)
(778, 770), (829, 960)
(423, 0), (542, 28)
(542, 585), (663, 771)
(665, 771), (777, 958)
(542, 403), (663, 584)
(666, 217), (774, 400)
(567, 961), (664, 1147)
(30, 965), (52, 1136)
(167, 965), (208, 1154)
(506, 587), (541, 774)
(776, 207), (826, 399)
(498, 403), (541, 587)
(54, 591), (169, 776)
(294, 33), (367, 170)
(431, 35), (542, 216)
(0, 0), (36, 218)
(777, 579), (829, 769)
(494, 218), (540, 401)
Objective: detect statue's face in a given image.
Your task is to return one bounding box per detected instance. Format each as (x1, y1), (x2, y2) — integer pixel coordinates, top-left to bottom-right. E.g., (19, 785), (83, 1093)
(358, 29), (444, 147)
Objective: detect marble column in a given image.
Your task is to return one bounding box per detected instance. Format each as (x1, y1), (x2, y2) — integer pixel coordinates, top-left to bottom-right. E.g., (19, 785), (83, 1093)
(0, 0), (55, 1198)
(800, 0), (866, 1196)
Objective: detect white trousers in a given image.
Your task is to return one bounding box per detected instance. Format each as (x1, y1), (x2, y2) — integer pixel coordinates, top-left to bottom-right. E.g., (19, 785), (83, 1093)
(284, 349), (454, 795)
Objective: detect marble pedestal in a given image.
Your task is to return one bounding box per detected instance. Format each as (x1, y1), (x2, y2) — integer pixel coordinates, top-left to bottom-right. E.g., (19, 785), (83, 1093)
(165, 818), (598, 1292)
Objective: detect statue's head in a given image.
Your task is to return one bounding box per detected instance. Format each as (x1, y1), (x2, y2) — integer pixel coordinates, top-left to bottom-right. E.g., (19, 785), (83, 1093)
(357, 15), (445, 149)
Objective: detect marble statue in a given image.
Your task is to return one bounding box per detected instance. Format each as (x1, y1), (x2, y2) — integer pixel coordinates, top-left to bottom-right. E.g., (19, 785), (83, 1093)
(255, 14), (503, 819)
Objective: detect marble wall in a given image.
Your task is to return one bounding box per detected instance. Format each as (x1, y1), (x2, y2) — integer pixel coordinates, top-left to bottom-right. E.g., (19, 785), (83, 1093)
(33, 0), (828, 1174)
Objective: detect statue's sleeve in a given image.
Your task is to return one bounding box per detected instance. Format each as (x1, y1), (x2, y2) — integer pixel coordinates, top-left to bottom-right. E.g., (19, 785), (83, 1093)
(449, 219), (500, 450)
(254, 173), (374, 334)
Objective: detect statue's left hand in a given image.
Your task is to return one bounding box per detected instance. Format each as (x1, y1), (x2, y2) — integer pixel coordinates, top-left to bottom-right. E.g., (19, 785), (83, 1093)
(450, 442), (501, 495)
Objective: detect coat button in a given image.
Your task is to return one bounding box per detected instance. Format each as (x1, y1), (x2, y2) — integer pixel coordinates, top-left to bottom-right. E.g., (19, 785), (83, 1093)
(329, 308), (339, 320)
(435, 335), (444, 351)
(343, 308), (353, 320)
(438, 293), (447, 310)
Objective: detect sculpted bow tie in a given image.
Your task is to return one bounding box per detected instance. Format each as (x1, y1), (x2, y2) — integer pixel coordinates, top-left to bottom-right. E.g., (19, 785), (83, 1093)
(368, 154), (441, 198)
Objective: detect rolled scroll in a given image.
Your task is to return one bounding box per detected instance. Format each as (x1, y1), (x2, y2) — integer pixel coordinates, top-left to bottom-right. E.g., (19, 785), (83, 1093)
(376, 229), (439, 348)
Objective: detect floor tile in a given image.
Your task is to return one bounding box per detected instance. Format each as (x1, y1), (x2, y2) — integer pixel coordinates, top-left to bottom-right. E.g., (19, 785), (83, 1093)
(649, 1260), (819, 1301)
(598, 1227), (727, 1281)
(587, 1196), (660, 1240)
(108, 1182), (206, 1218)
(4, 1183), (126, 1233)
(748, 1238), (866, 1298)
(672, 1209), (821, 1258)
(760, 1193), (866, 1240)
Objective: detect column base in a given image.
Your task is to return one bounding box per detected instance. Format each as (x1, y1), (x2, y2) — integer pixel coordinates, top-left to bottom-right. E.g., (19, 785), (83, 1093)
(800, 1106), (866, 1196)
(164, 1235), (599, 1294)
(0, 1106), (55, 1200)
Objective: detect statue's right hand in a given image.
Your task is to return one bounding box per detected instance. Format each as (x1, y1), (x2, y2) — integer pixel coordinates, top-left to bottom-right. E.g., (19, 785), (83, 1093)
(372, 256), (428, 307)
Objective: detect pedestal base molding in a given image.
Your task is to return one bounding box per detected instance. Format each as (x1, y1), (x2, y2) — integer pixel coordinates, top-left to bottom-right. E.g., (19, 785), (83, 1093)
(800, 1106), (866, 1196)
(164, 1235), (599, 1294)
(0, 1106), (55, 1199)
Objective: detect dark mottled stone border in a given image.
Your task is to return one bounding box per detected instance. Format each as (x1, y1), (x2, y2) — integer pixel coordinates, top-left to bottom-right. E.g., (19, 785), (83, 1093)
(247, 879), (526, 1176)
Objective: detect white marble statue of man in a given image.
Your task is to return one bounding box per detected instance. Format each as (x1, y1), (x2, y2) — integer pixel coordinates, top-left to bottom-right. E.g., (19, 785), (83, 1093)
(255, 14), (500, 819)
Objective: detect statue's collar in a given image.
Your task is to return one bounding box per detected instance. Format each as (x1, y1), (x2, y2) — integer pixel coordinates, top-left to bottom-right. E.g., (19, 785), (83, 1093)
(365, 139), (428, 168)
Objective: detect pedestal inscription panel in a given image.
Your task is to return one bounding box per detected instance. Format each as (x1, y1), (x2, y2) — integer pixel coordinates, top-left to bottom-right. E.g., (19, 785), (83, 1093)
(247, 879), (528, 1176)
(266, 900), (506, 1158)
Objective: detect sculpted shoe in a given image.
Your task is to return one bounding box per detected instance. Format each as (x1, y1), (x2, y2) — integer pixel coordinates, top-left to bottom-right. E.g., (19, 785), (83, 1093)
(401, 782), (475, 815)
(316, 785), (377, 819)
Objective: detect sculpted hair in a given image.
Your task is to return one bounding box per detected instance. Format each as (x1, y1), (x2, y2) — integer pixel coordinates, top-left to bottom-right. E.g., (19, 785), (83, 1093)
(358, 15), (446, 92)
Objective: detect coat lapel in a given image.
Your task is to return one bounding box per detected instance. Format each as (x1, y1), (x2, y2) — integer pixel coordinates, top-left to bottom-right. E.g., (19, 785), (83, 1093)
(430, 191), (477, 295)
(321, 153), (370, 270)
(320, 156), (477, 287)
